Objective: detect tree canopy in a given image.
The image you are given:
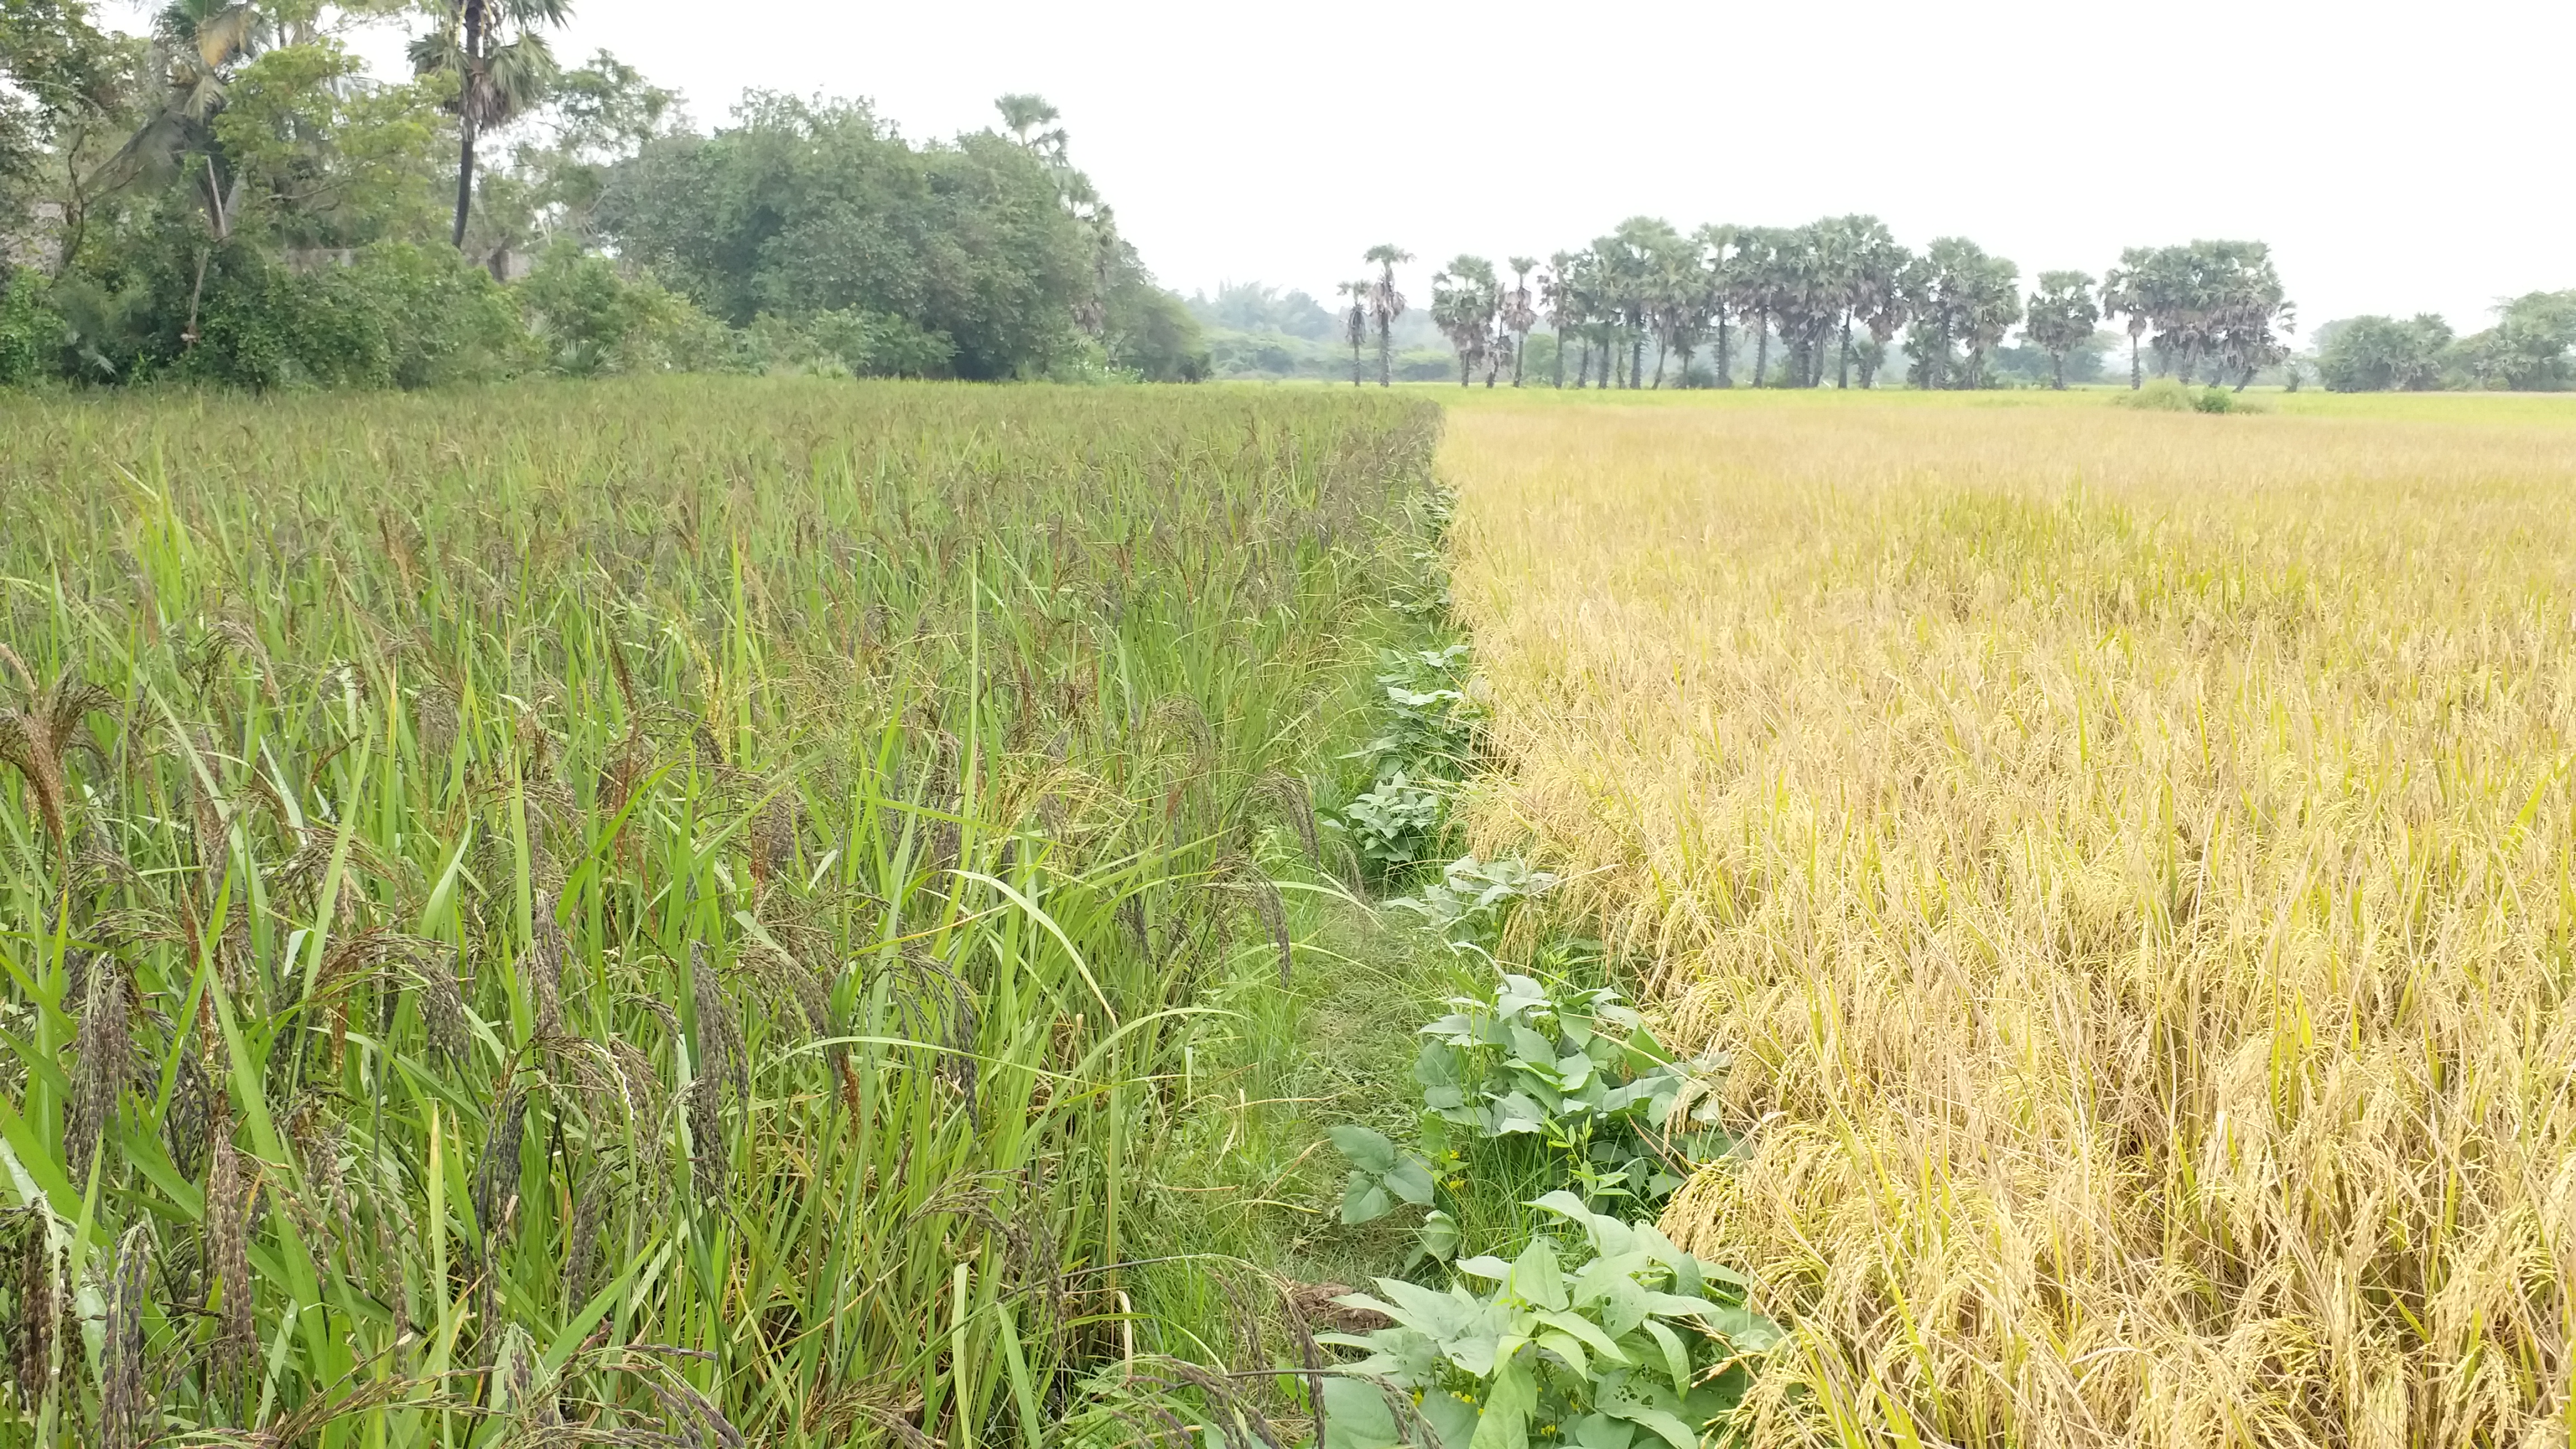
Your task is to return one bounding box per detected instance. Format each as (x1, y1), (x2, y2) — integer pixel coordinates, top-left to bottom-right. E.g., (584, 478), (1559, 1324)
(0, 10), (1203, 389)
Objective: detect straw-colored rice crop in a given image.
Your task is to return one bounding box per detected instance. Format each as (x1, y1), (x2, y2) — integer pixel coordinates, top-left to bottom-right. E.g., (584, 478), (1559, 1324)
(1444, 395), (2576, 1448)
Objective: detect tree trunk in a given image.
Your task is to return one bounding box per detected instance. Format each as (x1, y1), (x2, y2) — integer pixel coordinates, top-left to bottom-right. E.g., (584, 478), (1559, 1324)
(1753, 316), (1768, 389)
(451, 0), (485, 249)
(1628, 334), (1644, 390)
(2052, 353), (2065, 390)
(1553, 332), (1565, 389)
(2129, 334), (2141, 389)
(1650, 335), (1666, 388)
(182, 245), (210, 350)
(2234, 366), (2252, 393)
(1838, 312), (1853, 387)
(1574, 335), (1588, 387)
(1512, 332), (1526, 386)
(1377, 320), (1391, 387)
(1716, 318), (1731, 387)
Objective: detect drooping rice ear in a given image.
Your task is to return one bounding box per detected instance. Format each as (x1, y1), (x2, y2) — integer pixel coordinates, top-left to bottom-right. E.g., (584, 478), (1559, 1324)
(5, 1210), (60, 1415)
(100, 1224), (152, 1449)
(528, 889), (567, 1043)
(64, 949), (131, 1188)
(205, 1135), (257, 1405)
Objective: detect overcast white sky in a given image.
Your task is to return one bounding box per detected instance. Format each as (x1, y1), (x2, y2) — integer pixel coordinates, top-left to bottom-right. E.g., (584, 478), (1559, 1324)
(278, 0), (2576, 329)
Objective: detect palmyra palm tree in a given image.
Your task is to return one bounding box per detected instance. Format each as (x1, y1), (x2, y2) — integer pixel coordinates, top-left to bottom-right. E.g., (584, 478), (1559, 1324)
(2099, 253), (2154, 390)
(410, 0), (571, 248)
(1500, 257), (1538, 386)
(1538, 252), (1579, 388)
(1337, 280), (1369, 386)
(1362, 244), (1410, 387)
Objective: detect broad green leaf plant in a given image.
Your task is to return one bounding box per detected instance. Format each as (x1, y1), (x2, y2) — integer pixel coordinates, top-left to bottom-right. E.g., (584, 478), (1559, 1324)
(1415, 973), (1728, 1207)
(1317, 1192), (1780, 1449)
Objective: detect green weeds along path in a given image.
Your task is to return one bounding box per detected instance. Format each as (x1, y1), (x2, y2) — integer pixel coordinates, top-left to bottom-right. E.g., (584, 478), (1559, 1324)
(0, 379), (1441, 1446)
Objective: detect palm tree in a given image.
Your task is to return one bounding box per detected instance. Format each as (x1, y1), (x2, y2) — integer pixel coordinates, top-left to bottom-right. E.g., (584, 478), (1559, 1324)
(115, 0), (268, 244)
(1600, 220), (1664, 389)
(2023, 271), (2098, 389)
(1501, 256), (1538, 386)
(106, 0), (269, 349)
(1337, 280), (1368, 386)
(1693, 224), (1739, 386)
(2098, 252), (2153, 390)
(2204, 242), (2293, 390)
(1837, 217), (1906, 388)
(1538, 251), (1579, 388)
(411, 0), (571, 249)
(1362, 243), (1410, 387)
(1430, 254), (1499, 386)
(995, 93), (1068, 164)
(1643, 227), (1710, 387)
(1729, 227), (1782, 387)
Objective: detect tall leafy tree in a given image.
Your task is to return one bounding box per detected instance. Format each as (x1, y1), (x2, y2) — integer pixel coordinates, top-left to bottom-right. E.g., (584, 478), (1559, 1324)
(1691, 223), (1738, 386)
(1429, 253), (1498, 386)
(993, 92), (1067, 163)
(1337, 278), (1367, 386)
(1500, 255), (1537, 386)
(2452, 291), (2576, 390)
(410, 0), (569, 248)
(2, 0), (130, 266)
(2204, 241), (2293, 390)
(1599, 219), (1663, 388)
(2097, 252), (2153, 389)
(1903, 236), (2017, 389)
(2023, 269), (2097, 389)
(1362, 242), (1409, 387)
(1727, 226), (1783, 386)
(1826, 215), (1899, 387)
(1642, 224), (1710, 386)
(1767, 220), (1848, 388)
(1538, 249), (1579, 387)
(599, 93), (1094, 378)
(2315, 314), (2452, 391)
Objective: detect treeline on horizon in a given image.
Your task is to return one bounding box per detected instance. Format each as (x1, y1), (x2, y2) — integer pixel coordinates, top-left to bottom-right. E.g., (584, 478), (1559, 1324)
(0, 0), (1208, 389)
(1201, 225), (2576, 395)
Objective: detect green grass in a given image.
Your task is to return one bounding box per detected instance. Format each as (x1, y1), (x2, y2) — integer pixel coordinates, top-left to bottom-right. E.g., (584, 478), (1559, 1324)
(0, 377), (1442, 1447)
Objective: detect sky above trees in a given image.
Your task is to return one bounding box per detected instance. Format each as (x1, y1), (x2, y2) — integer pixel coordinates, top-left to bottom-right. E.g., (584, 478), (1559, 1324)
(100, 0), (2571, 333)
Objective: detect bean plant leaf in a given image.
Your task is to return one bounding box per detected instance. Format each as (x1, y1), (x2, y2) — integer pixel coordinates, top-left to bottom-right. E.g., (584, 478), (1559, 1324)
(1331, 1124), (1399, 1173)
(1417, 1209), (1461, 1263)
(1420, 1391), (1479, 1449)
(1467, 1349), (1537, 1449)
(1508, 1236), (1567, 1311)
(1571, 1414), (1637, 1449)
(1319, 1376), (1401, 1449)
(1639, 1317), (1691, 1395)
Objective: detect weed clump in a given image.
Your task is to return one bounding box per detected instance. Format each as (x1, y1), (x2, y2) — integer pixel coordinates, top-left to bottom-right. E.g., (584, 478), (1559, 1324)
(2112, 375), (2262, 412)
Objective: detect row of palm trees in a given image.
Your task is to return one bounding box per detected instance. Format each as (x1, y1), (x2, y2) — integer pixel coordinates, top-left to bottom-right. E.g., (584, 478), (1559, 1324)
(1337, 221), (2294, 391)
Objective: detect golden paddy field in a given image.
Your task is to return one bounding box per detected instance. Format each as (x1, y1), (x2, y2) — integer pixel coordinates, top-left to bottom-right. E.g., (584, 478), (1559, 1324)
(1439, 391), (2576, 1448)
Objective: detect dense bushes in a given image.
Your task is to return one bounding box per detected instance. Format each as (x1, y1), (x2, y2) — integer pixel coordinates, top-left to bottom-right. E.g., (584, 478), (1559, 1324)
(4, 0), (1200, 394)
(2316, 293), (2576, 391)
(593, 93), (1204, 382)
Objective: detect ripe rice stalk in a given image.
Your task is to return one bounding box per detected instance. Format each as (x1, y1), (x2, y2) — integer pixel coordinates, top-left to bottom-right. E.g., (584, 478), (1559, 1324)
(100, 1223), (151, 1449)
(0, 379), (1442, 1442)
(64, 949), (130, 1188)
(1443, 394), (2576, 1449)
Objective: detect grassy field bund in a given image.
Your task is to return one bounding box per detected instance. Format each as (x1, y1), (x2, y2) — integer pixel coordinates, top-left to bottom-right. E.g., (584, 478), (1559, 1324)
(1443, 390), (2576, 1448)
(0, 379), (1443, 1447)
